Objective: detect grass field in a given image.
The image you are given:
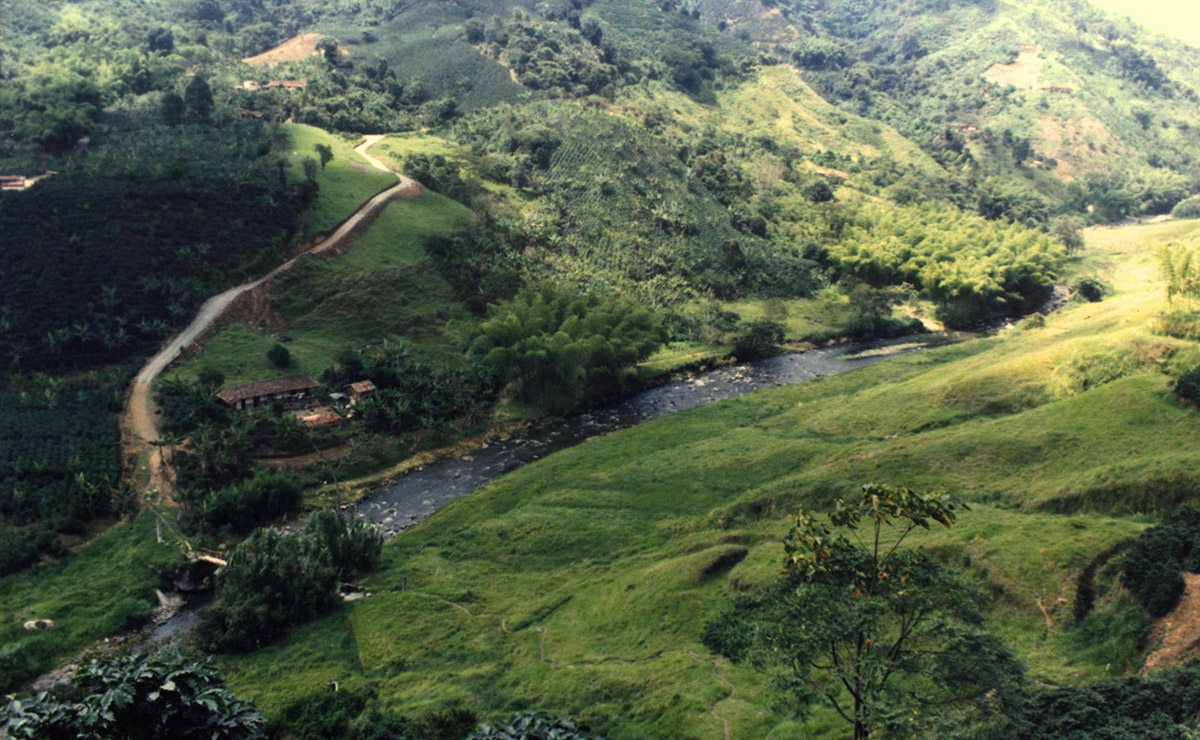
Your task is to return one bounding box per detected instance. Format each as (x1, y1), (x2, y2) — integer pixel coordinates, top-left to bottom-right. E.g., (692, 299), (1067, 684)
(220, 219), (1200, 736)
(282, 123), (399, 240)
(0, 515), (182, 693)
(167, 191), (477, 386)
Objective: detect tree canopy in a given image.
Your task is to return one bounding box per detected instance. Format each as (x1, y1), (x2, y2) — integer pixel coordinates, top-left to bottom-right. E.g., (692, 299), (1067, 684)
(704, 484), (1023, 740)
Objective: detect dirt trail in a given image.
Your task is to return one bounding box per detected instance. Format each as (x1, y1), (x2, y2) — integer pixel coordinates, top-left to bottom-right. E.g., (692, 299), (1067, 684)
(1144, 573), (1200, 672)
(122, 136), (417, 503)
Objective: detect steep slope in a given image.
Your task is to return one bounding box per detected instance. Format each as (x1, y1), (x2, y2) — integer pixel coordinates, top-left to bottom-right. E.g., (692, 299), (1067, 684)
(695, 0), (1200, 216)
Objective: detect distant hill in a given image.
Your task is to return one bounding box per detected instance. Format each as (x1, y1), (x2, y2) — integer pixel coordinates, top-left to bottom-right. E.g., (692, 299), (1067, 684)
(692, 0), (1200, 216)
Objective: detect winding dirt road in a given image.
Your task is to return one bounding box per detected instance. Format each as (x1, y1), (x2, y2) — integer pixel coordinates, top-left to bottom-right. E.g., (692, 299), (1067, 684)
(124, 135), (417, 499)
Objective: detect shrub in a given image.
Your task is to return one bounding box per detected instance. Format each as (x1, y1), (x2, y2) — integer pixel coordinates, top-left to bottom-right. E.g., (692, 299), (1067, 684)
(1122, 507), (1200, 618)
(302, 511), (384, 580)
(1017, 313), (1045, 331)
(731, 319), (785, 360)
(1172, 194), (1200, 220)
(468, 712), (604, 740)
(104, 596), (156, 633)
(267, 344), (291, 369)
(197, 527), (339, 653)
(1072, 276), (1106, 302)
(1176, 365), (1200, 403)
(198, 514), (383, 652)
(1068, 595), (1151, 674)
(197, 470), (304, 534)
(0, 637), (53, 695)
(0, 652), (265, 740)
(1158, 311), (1200, 341)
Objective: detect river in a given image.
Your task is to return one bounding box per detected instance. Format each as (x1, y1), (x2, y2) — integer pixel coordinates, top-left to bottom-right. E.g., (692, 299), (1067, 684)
(356, 334), (953, 538)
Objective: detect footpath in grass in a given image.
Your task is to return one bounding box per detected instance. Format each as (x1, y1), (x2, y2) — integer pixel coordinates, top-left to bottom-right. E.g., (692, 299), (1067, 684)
(222, 220), (1200, 737)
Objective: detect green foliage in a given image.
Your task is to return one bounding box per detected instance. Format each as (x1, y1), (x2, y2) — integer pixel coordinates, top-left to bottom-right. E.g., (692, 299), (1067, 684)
(1067, 595), (1150, 676)
(1052, 217), (1086, 255)
(471, 284), (665, 412)
(831, 205), (1062, 327)
(706, 484), (1022, 740)
(1157, 241), (1200, 310)
(0, 126), (307, 373)
(1071, 277), (1106, 302)
(321, 344), (499, 434)
(997, 663), (1200, 740)
(468, 711), (604, 740)
(0, 373), (124, 575)
(199, 514), (383, 652)
(314, 143), (334, 170)
(103, 595), (156, 633)
(1121, 507), (1200, 618)
(266, 344), (291, 369)
(1177, 365), (1200, 403)
(198, 527), (339, 653)
(183, 469), (305, 536)
(730, 319), (785, 360)
(184, 74), (214, 122)
(0, 652), (265, 740)
(1172, 195), (1200, 220)
(301, 511), (384, 581)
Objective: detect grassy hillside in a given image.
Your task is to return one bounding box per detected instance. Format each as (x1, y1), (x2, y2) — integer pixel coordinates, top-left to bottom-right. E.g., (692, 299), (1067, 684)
(221, 219), (1200, 736)
(168, 189), (477, 387)
(284, 124), (399, 240)
(0, 515), (183, 692)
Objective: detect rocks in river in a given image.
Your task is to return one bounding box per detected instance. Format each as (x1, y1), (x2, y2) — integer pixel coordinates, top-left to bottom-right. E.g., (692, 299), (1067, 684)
(23, 619), (55, 631)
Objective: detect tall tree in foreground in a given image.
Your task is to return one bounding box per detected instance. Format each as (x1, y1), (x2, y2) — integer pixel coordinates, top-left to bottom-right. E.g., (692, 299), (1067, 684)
(704, 484), (1023, 740)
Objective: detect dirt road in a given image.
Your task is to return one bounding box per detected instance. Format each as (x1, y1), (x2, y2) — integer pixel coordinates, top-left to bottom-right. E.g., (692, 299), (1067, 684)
(123, 136), (417, 500)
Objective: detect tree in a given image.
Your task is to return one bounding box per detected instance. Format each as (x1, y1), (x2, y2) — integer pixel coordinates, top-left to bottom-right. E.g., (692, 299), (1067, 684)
(266, 343), (291, 368)
(0, 653), (265, 740)
(184, 74), (214, 122)
(147, 27), (175, 53)
(470, 285), (664, 412)
(160, 91), (185, 126)
(1156, 242), (1198, 309)
(803, 179), (835, 203)
(731, 319), (785, 360)
(301, 157), (319, 182)
(314, 143), (333, 170)
(704, 484), (1023, 740)
(316, 37), (340, 65)
(1051, 217), (1084, 255)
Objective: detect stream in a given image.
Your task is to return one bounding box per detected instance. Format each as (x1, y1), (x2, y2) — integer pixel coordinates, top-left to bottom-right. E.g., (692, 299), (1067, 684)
(357, 333), (951, 538)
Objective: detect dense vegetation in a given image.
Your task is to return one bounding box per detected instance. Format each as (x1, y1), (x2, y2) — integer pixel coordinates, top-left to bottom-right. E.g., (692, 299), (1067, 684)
(0, 126), (307, 373)
(198, 512), (382, 653)
(215, 221), (1200, 738)
(830, 205), (1063, 325)
(471, 285), (665, 412)
(1121, 507), (1200, 617)
(0, 653), (266, 740)
(0, 372), (127, 576)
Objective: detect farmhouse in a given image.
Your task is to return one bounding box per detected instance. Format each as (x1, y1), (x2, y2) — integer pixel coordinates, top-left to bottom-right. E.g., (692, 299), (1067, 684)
(216, 376), (321, 411)
(348, 380), (377, 404)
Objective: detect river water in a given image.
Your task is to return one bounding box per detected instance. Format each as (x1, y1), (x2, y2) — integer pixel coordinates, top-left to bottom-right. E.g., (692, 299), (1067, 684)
(357, 334), (951, 538)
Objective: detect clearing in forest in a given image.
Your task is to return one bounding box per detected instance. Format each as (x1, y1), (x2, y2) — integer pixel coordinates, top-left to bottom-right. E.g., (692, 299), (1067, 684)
(243, 33), (341, 66)
(984, 43), (1044, 89)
